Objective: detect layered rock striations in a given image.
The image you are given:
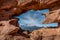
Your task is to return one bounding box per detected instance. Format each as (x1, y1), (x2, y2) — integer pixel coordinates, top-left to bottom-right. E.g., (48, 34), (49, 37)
(18, 0), (60, 10)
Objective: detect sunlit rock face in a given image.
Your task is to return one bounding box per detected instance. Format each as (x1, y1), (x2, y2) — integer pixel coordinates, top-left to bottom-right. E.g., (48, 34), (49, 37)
(0, 19), (20, 40)
(43, 9), (60, 24)
(30, 28), (60, 40)
(15, 9), (58, 32)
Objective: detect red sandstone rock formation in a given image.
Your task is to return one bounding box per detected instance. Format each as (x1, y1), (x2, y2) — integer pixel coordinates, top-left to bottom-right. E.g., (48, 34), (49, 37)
(43, 9), (60, 24)
(17, 0), (60, 10)
(0, 0), (30, 40)
(0, 18), (30, 40)
(30, 28), (60, 40)
(0, 0), (17, 10)
(0, 0), (60, 40)
(0, 0), (17, 20)
(0, 19), (19, 40)
(0, 0), (60, 20)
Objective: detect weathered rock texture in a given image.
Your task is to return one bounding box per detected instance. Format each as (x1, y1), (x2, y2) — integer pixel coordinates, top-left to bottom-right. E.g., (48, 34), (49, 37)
(0, 0), (30, 40)
(0, 0), (60, 40)
(17, 0), (60, 10)
(43, 9), (60, 24)
(30, 28), (60, 40)
(0, 18), (30, 40)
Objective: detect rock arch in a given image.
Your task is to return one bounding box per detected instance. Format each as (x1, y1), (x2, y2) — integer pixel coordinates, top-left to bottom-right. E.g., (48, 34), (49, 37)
(0, 0), (60, 40)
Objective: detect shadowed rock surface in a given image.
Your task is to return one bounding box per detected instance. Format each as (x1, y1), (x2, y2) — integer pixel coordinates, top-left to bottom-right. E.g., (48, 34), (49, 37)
(17, 0), (60, 10)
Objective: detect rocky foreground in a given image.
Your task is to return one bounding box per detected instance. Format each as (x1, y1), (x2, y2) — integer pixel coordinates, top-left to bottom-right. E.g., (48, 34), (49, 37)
(0, 0), (60, 40)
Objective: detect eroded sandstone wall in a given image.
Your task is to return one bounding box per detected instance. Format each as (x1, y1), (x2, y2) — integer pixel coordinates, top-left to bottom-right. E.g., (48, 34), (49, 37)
(0, 0), (60, 40)
(0, 0), (30, 40)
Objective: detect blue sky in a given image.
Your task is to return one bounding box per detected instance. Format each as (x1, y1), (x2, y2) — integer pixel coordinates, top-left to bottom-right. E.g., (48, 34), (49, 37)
(15, 9), (58, 28)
